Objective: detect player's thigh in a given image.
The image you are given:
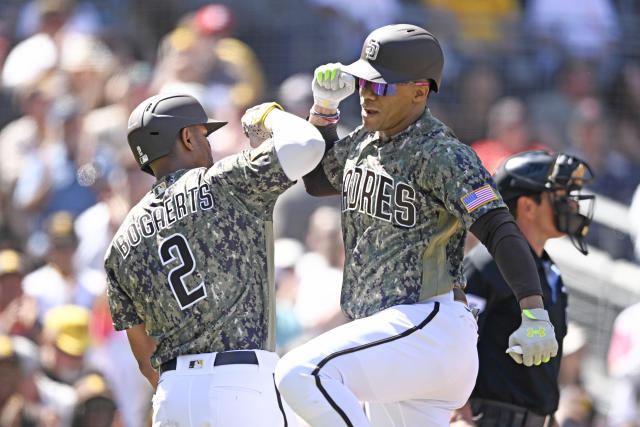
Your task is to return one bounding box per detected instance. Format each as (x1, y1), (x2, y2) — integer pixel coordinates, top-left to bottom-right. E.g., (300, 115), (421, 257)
(357, 300), (479, 404)
(279, 300), (477, 405)
(366, 400), (452, 427)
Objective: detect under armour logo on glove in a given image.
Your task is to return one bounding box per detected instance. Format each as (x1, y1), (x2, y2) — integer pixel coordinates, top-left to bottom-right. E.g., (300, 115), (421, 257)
(526, 327), (546, 338)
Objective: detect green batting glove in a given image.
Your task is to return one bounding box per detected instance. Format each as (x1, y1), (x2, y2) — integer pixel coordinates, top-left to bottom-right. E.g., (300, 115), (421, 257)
(506, 308), (558, 367)
(312, 62), (355, 109)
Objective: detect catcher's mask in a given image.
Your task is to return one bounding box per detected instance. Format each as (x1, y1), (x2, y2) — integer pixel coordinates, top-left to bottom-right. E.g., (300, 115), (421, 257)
(494, 150), (595, 255)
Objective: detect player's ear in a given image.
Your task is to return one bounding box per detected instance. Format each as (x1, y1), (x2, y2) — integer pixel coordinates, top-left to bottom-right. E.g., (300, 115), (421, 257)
(180, 127), (194, 151)
(516, 195), (535, 219)
(413, 85), (428, 103)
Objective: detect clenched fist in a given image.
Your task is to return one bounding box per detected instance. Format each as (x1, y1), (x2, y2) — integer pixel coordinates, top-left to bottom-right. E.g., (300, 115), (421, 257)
(506, 308), (558, 367)
(241, 102), (284, 147)
(312, 63), (355, 110)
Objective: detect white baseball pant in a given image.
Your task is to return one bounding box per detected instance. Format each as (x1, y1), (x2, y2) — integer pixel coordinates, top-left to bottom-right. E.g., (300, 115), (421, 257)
(152, 350), (297, 427)
(275, 291), (478, 426)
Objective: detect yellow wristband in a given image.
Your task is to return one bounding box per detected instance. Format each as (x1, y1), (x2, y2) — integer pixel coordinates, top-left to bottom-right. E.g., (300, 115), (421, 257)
(258, 102), (284, 127)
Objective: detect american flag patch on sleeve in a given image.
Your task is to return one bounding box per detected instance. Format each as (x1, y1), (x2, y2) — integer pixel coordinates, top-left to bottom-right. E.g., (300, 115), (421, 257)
(460, 185), (498, 213)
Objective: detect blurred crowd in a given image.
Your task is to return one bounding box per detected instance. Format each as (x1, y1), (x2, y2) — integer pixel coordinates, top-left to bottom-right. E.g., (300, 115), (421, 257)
(0, 0), (639, 426)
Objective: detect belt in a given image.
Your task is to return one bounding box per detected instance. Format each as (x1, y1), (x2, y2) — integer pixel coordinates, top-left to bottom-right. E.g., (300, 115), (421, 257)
(159, 350), (259, 375)
(470, 398), (552, 427)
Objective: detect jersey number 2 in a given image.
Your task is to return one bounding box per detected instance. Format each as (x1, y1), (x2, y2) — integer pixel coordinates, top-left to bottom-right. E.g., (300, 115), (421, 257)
(158, 233), (207, 310)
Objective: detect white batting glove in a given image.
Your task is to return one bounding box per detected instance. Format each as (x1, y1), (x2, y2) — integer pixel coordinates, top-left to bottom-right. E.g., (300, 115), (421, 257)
(312, 63), (355, 109)
(241, 102), (284, 148)
(506, 308), (558, 367)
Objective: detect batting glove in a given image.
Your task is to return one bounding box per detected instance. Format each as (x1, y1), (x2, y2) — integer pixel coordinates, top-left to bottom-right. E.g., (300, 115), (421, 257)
(506, 308), (558, 367)
(241, 102), (284, 148)
(312, 63), (355, 109)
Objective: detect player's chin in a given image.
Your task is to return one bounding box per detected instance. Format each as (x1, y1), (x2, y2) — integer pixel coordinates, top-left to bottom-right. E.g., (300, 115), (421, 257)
(361, 114), (379, 131)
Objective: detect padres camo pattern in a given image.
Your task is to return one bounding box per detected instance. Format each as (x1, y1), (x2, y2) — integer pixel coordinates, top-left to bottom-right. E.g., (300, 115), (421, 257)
(105, 139), (292, 368)
(321, 109), (505, 319)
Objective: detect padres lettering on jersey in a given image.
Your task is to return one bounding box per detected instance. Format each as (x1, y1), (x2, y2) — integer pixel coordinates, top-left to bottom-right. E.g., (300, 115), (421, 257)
(342, 167), (416, 228)
(114, 183), (214, 259)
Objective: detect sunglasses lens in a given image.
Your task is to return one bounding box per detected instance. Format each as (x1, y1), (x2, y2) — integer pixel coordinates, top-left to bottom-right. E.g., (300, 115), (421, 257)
(383, 83), (398, 95)
(358, 79), (397, 96)
(371, 82), (387, 96)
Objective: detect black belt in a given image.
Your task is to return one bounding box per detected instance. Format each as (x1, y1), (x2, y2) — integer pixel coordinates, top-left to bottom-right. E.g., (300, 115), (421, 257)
(470, 398), (552, 427)
(159, 350), (259, 375)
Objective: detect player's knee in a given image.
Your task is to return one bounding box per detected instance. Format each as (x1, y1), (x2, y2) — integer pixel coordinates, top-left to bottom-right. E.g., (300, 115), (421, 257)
(274, 358), (297, 397)
(275, 354), (312, 399)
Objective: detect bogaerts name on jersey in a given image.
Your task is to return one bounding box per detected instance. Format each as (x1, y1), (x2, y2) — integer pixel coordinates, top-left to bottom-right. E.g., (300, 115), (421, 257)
(114, 183), (214, 258)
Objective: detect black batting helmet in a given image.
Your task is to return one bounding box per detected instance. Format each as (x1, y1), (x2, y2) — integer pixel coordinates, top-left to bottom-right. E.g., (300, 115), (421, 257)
(127, 93), (227, 175)
(494, 150), (595, 254)
(341, 24), (444, 91)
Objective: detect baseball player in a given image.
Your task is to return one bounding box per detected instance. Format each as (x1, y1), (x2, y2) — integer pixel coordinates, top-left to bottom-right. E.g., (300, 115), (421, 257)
(452, 150), (595, 426)
(274, 24), (558, 426)
(104, 93), (324, 426)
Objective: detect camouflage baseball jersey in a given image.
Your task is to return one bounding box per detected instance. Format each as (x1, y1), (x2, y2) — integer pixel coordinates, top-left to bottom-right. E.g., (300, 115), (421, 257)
(321, 109), (506, 319)
(105, 140), (292, 368)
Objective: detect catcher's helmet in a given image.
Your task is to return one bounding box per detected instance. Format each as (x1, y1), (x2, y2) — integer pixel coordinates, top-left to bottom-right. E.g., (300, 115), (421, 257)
(341, 24), (444, 91)
(494, 150), (595, 254)
(127, 93), (227, 175)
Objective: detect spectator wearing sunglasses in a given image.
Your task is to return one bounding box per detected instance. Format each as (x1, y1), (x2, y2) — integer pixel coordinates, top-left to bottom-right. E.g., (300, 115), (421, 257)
(275, 24), (557, 426)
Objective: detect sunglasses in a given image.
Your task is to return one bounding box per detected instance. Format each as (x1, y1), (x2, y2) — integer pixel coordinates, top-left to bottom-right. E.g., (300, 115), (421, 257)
(358, 78), (430, 96)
